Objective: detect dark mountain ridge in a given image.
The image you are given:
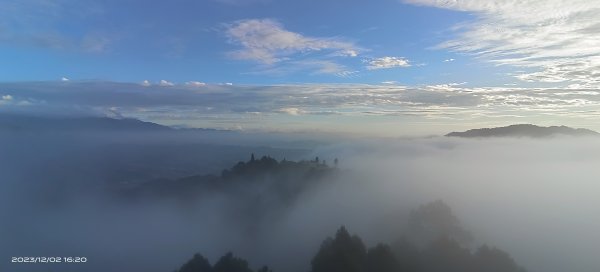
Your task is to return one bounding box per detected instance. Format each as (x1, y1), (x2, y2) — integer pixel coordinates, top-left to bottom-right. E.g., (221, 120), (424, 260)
(446, 124), (599, 138)
(0, 114), (171, 132)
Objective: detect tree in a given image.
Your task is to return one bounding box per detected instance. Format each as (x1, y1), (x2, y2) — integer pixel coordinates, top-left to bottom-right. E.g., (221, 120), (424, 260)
(334, 158), (339, 167)
(251, 153), (255, 162)
(391, 238), (421, 272)
(213, 252), (253, 272)
(473, 245), (526, 272)
(421, 236), (472, 272)
(311, 226), (367, 272)
(256, 266), (273, 272)
(365, 244), (402, 272)
(177, 253), (212, 272)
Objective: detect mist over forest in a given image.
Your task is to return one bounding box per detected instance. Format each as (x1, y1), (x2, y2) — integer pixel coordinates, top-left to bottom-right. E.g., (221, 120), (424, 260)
(3, 0), (600, 271)
(2, 115), (600, 272)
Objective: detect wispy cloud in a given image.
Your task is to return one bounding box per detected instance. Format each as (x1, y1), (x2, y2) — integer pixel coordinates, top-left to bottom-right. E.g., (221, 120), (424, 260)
(159, 80), (175, 87)
(225, 18), (360, 65)
(276, 107), (306, 116)
(185, 81), (207, 87)
(245, 58), (358, 78)
(3, 81), (600, 132)
(365, 56), (411, 70)
(405, 0), (600, 87)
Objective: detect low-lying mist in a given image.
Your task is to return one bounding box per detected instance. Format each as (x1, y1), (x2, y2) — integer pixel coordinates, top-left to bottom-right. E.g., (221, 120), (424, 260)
(2, 130), (600, 272)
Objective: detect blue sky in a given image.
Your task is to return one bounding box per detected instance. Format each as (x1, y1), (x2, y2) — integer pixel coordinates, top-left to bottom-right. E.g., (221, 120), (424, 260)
(1, 0), (600, 135)
(0, 0), (500, 85)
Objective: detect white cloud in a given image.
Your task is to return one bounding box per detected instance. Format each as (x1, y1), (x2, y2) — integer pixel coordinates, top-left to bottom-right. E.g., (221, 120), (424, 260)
(277, 107), (305, 116)
(159, 80), (175, 87)
(334, 49), (359, 57)
(365, 57), (411, 70)
(5, 81), (600, 132)
(61, 77), (70, 82)
(405, 0), (600, 86)
(141, 80), (151, 87)
(225, 18), (360, 64)
(248, 59), (357, 77)
(185, 81), (206, 87)
(444, 58), (455, 62)
(295, 60), (356, 77)
(0, 93), (39, 107)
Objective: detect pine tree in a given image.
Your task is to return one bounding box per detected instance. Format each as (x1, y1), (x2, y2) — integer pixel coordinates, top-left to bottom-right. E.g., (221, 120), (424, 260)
(177, 253), (212, 272)
(311, 226), (367, 272)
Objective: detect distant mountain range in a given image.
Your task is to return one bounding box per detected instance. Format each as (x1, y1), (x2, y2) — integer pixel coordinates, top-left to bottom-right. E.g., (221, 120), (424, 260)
(0, 114), (172, 132)
(0, 114), (229, 132)
(446, 124), (600, 138)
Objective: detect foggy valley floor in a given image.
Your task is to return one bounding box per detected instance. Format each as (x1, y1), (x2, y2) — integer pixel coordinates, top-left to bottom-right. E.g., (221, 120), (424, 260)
(4, 0), (600, 271)
(1, 119), (600, 272)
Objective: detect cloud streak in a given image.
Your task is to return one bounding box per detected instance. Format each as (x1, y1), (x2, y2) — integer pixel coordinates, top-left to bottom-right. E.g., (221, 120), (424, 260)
(365, 56), (411, 70)
(2, 81), (600, 134)
(225, 19), (360, 65)
(405, 0), (600, 86)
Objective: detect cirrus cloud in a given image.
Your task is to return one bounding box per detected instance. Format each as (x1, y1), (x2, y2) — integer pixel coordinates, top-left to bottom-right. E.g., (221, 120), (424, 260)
(405, 0), (600, 87)
(225, 18), (360, 65)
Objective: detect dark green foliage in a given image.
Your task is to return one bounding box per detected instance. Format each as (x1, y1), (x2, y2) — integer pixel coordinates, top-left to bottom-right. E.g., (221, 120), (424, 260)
(365, 244), (402, 272)
(421, 236), (473, 272)
(311, 226), (367, 272)
(132, 155), (335, 200)
(256, 266), (273, 272)
(310, 226), (525, 272)
(177, 252), (260, 272)
(391, 238), (421, 271)
(213, 252), (253, 272)
(174, 202), (525, 272)
(226, 155), (292, 178)
(177, 253), (212, 272)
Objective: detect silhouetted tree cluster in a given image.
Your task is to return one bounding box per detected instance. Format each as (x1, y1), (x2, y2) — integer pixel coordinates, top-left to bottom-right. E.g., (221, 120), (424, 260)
(177, 252), (271, 272)
(176, 220), (524, 272)
(311, 226), (524, 272)
(309, 201), (522, 272)
(311, 226), (367, 272)
(220, 154), (333, 180)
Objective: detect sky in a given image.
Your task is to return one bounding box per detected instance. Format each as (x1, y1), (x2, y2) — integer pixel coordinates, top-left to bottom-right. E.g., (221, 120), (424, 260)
(1, 0), (600, 135)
